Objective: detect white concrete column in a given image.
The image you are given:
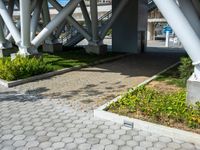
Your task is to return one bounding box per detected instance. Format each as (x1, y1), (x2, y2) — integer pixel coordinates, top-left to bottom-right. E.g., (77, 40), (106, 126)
(154, 0), (200, 80)
(147, 22), (154, 41)
(19, 0), (31, 54)
(165, 31), (169, 47)
(178, 0), (200, 38)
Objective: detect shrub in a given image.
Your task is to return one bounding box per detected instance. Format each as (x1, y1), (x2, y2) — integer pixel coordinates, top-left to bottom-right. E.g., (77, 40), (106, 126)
(0, 55), (53, 81)
(108, 86), (200, 129)
(178, 57), (193, 84)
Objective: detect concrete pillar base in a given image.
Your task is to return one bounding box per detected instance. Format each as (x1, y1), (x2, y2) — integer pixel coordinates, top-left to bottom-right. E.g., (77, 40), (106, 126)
(18, 46), (38, 56)
(187, 74), (200, 105)
(85, 44), (107, 55)
(0, 41), (14, 57)
(42, 40), (63, 53)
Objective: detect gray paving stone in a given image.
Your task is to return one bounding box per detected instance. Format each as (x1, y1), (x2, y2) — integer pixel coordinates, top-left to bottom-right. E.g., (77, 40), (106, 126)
(78, 143), (92, 150)
(52, 142), (65, 149)
(159, 136), (172, 143)
(13, 140), (27, 147)
(87, 137), (100, 145)
(105, 144), (118, 150)
(39, 142), (52, 148)
(26, 141), (39, 148)
(91, 144), (105, 150)
(65, 142), (77, 150)
(100, 139), (112, 146)
(167, 142), (181, 149)
(120, 146), (132, 150)
(140, 141), (153, 148)
(181, 143), (195, 150)
(127, 140), (138, 147)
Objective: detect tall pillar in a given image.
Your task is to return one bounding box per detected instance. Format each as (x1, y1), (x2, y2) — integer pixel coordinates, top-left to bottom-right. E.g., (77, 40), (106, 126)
(112, 0), (147, 53)
(19, 0), (38, 55)
(153, 0), (200, 105)
(85, 0), (107, 54)
(147, 22), (154, 40)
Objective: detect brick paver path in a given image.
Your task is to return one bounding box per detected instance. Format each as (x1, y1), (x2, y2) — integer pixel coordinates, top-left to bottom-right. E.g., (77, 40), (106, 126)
(1, 52), (199, 149)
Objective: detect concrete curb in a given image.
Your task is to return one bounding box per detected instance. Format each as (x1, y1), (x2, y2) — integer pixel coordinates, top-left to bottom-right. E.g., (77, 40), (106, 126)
(94, 62), (200, 145)
(0, 54), (130, 88)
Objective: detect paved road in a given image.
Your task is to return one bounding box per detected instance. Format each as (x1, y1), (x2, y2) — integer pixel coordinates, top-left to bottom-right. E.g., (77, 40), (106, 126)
(1, 51), (199, 150)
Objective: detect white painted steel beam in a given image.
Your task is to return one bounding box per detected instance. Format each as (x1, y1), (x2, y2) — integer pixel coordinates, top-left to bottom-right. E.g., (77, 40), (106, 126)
(154, 0), (200, 80)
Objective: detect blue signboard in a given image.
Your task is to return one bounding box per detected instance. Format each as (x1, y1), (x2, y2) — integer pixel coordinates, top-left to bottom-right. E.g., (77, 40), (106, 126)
(163, 26), (173, 34)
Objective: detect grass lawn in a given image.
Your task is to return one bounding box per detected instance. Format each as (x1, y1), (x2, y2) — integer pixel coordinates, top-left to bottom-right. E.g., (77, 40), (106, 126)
(107, 58), (200, 134)
(43, 49), (120, 70)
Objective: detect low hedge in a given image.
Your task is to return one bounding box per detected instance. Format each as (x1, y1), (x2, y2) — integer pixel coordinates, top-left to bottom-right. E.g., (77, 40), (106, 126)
(0, 56), (53, 81)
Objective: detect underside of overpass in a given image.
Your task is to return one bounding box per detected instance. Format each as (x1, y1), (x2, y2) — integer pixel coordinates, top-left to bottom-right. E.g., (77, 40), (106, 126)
(0, 0), (200, 103)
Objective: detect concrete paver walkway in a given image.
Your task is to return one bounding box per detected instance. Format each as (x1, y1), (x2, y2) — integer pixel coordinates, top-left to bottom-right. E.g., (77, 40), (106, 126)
(14, 52), (183, 111)
(1, 51), (199, 150)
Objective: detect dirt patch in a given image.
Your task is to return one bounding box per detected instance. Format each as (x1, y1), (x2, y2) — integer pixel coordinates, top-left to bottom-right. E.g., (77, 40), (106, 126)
(146, 80), (183, 93)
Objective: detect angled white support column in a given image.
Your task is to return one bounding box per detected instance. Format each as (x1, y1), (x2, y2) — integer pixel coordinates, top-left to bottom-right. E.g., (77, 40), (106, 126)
(0, 0), (21, 44)
(48, 0), (92, 41)
(80, 0), (92, 31)
(154, 0), (200, 105)
(31, 0), (43, 40)
(154, 0), (200, 80)
(178, 0), (200, 38)
(0, 16), (13, 57)
(32, 0), (82, 47)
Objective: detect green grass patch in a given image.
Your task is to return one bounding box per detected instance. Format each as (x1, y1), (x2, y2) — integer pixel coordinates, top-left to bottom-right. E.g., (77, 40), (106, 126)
(107, 86), (200, 132)
(156, 57), (193, 88)
(43, 49), (119, 70)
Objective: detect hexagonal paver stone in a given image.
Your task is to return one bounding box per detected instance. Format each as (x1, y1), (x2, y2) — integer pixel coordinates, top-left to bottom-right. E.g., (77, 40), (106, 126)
(115, 129), (126, 136)
(78, 143), (92, 150)
(120, 146), (132, 150)
(133, 135), (146, 142)
(181, 143), (195, 149)
(50, 136), (62, 142)
(105, 144), (118, 150)
(113, 139), (125, 146)
(100, 139), (112, 146)
(159, 136), (172, 143)
(146, 136), (159, 142)
(13, 140), (27, 147)
(74, 137), (87, 144)
(167, 142), (181, 149)
(134, 146), (146, 150)
(95, 133), (107, 139)
(91, 144), (105, 150)
(120, 135), (132, 141)
(13, 135), (26, 141)
(1, 146), (15, 150)
(66, 142), (77, 150)
(87, 138), (100, 145)
(26, 141), (39, 148)
(127, 140), (138, 147)
(62, 137), (74, 143)
(154, 141), (167, 149)
(103, 129), (114, 134)
(52, 142), (65, 149)
(107, 134), (120, 140)
(39, 142), (52, 149)
(1, 134), (14, 140)
(140, 141), (153, 148)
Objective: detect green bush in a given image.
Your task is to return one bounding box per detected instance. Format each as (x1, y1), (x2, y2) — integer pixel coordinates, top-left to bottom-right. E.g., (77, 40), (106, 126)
(0, 55), (53, 81)
(178, 57), (193, 84)
(108, 86), (200, 129)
